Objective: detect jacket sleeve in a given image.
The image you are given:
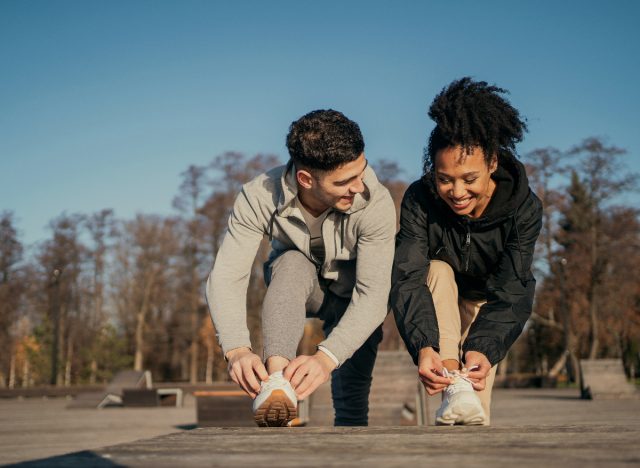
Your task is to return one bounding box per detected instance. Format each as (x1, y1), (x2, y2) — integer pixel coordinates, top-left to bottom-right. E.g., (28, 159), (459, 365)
(205, 186), (265, 356)
(318, 191), (397, 365)
(390, 182), (440, 365)
(462, 193), (543, 366)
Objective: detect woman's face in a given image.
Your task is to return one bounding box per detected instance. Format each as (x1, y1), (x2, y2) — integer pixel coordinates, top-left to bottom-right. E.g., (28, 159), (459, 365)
(434, 146), (497, 218)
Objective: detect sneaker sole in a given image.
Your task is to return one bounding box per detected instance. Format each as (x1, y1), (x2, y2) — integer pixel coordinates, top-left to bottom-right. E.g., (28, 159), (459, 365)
(253, 389), (297, 427)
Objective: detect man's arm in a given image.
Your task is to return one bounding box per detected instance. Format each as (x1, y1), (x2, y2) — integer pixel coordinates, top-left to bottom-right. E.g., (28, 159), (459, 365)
(285, 191), (397, 399)
(205, 187), (269, 396)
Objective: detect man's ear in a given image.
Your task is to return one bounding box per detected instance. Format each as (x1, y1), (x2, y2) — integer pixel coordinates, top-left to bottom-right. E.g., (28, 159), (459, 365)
(296, 169), (314, 189)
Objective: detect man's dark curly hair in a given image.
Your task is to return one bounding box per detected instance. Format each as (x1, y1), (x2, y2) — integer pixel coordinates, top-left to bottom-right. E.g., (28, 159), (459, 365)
(286, 109), (364, 172)
(424, 77), (527, 175)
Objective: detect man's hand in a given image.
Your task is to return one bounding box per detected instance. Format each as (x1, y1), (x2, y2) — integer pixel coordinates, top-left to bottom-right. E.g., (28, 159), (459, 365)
(225, 347), (269, 398)
(284, 351), (337, 400)
(418, 347), (453, 395)
(463, 351), (491, 390)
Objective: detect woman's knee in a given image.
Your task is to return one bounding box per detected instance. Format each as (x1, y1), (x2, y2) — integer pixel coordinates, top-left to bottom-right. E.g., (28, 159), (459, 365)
(427, 260), (455, 281)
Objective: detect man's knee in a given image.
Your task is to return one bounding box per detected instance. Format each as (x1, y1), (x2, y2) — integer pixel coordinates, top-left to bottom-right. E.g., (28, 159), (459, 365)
(269, 250), (317, 282)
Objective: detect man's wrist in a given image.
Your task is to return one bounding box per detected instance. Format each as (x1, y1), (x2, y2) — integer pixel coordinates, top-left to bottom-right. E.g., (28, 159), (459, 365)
(224, 346), (252, 361)
(315, 348), (338, 372)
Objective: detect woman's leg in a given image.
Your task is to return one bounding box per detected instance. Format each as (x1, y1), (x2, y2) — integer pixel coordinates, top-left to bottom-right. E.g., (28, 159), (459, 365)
(426, 260), (462, 371)
(459, 298), (498, 425)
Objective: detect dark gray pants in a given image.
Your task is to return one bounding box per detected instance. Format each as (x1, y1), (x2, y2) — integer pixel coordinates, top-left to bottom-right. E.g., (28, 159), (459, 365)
(263, 250), (382, 426)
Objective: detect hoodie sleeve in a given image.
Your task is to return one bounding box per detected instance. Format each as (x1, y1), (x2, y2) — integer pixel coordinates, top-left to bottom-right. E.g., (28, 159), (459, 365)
(389, 182), (440, 365)
(205, 186), (265, 356)
(462, 193), (543, 366)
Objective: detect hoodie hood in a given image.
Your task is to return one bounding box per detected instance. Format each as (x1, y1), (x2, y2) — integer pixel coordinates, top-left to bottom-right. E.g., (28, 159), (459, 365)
(424, 156), (531, 230)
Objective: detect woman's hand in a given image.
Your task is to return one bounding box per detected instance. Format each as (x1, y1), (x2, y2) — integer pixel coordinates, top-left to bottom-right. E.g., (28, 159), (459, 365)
(418, 347), (453, 395)
(463, 351), (491, 390)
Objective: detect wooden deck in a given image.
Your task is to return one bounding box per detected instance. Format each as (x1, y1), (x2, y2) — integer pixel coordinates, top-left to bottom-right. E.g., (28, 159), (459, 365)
(5, 388), (640, 467)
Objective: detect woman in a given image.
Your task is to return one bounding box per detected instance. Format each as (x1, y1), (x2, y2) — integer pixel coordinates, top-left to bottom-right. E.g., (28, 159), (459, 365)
(391, 77), (542, 425)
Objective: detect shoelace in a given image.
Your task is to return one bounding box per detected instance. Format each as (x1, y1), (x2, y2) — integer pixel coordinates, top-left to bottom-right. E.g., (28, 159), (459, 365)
(442, 369), (474, 395)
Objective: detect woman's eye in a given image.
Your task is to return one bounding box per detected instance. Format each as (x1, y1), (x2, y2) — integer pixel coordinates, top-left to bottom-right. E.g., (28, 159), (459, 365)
(465, 179), (477, 184)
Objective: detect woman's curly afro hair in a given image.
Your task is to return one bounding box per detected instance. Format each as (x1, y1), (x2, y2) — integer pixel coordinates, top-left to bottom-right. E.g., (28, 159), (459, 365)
(424, 77), (527, 175)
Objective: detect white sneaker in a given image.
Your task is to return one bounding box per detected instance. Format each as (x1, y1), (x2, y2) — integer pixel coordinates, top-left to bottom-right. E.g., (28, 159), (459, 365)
(435, 369), (486, 426)
(252, 371), (298, 427)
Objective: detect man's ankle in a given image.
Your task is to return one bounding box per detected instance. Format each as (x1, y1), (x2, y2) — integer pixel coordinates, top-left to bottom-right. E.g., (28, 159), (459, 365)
(265, 355), (290, 374)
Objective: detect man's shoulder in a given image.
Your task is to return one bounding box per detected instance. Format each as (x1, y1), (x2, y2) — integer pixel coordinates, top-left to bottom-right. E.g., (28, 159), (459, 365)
(241, 164), (286, 200)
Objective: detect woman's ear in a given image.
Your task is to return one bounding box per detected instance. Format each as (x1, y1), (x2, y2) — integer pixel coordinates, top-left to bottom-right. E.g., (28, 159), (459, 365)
(489, 155), (498, 174)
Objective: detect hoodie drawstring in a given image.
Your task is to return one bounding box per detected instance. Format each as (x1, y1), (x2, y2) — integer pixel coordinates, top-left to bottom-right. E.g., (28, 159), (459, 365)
(268, 209), (277, 241)
(340, 213), (345, 252)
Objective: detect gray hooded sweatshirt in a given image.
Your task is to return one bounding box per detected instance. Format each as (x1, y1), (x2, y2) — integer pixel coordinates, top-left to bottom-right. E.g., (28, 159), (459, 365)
(206, 160), (397, 365)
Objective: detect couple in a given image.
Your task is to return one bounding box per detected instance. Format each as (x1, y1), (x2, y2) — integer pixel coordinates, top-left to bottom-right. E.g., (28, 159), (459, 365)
(206, 77), (543, 427)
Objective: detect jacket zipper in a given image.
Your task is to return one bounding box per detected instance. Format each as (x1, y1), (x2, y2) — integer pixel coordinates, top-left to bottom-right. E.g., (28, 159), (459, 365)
(464, 226), (471, 272)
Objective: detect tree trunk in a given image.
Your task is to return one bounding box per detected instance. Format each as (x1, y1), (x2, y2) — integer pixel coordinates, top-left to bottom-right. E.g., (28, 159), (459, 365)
(588, 298), (599, 359)
(134, 272), (156, 372)
(64, 339), (73, 386)
(205, 342), (214, 384)
(548, 351), (568, 378)
(9, 352), (16, 389)
(189, 310), (199, 384)
(22, 357), (30, 388)
(89, 359), (97, 385)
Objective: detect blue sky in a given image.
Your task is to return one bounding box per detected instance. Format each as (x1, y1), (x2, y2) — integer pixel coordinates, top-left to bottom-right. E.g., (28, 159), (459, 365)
(1, 0), (639, 247)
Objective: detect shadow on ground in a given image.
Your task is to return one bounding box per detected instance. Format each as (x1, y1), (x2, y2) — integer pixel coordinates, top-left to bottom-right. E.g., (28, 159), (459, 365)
(5, 450), (125, 468)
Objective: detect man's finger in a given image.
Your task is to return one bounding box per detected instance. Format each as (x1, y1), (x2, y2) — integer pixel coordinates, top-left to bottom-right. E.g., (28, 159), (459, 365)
(241, 362), (262, 394)
(235, 371), (256, 398)
(289, 365), (309, 389)
(253, 360), (269, 382)
(297, 375), (323, 400)
(283, 357), (304, 381)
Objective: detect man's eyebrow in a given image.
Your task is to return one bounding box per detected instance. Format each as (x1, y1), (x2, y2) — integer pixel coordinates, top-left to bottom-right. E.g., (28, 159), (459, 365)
(335, 159), (368, 184)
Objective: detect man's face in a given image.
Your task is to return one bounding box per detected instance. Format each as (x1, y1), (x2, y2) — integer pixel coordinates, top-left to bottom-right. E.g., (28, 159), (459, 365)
(307, 153), (368, 213)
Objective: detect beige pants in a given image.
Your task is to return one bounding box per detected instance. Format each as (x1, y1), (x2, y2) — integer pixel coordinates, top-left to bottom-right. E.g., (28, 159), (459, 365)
(427, 260), (498, 424)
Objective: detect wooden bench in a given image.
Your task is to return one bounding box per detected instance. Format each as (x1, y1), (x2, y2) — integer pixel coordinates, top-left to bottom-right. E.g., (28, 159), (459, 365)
(194, 390), (255, 427)
(580, 359), (639, 399)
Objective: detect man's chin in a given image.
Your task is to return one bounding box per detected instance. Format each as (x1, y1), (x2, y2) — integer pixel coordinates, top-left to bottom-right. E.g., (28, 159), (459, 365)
(335, 199), (354, 211)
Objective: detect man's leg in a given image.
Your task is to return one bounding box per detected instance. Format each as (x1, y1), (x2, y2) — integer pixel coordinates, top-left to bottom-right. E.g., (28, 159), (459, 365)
(321, 293), (383, 426)
(255, 250), (324, 427)
(262, 250), (325, 371)
(459, 298), (497, 425)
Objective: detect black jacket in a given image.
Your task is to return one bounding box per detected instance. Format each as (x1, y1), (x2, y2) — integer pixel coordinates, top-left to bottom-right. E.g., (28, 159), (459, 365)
(390, 158), (543, 366)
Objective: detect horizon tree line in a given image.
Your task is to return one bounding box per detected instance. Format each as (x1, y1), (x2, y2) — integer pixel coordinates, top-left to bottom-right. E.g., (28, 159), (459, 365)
(0, 136), (638, 387)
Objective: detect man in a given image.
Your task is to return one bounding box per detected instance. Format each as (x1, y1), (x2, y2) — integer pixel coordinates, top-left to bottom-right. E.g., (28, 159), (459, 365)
(206, 109), (396, 426)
